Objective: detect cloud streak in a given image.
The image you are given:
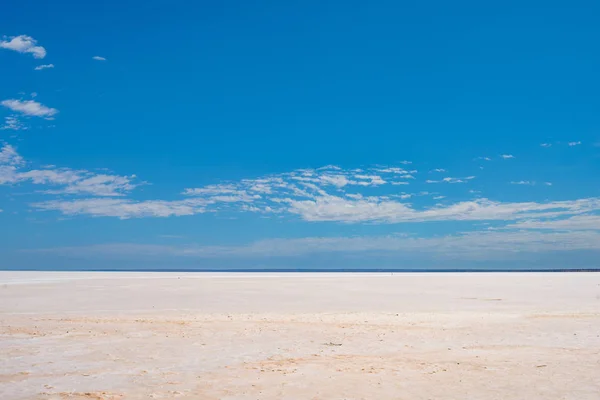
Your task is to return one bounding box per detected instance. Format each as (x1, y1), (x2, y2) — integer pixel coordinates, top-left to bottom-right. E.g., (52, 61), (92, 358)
(34, 64), (54, 70)
(29, 229), (600, 260)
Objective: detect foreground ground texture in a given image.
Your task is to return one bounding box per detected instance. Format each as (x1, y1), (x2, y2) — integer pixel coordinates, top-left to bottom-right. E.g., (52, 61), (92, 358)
(1, 272), (599, 399)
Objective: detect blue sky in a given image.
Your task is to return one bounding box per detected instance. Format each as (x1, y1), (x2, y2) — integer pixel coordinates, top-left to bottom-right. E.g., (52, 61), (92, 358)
(1, 0), (599, 270)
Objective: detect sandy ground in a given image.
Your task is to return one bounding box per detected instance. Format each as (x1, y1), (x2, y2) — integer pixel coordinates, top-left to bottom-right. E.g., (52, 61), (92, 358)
(1, 272), (599, 400)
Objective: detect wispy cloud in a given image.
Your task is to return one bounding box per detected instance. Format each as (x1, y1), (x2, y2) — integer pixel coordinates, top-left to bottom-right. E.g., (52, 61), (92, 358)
(0, 116), (27, 131)
(92, 56), (106, 61)
(34, 64), (54, 71)
(6, 145), (600, 231)
(431, 168), (446, 173)
(0, 144), (138, 196)
(21, 151), (600, 226)
(507, 214), (600, 231)
(0, 35), (46, 58)
(540, 143), (552, 148)
(1, 99), (58, 119)
(0, 144), (24, 165)
(510, 181), (534, 185)
(426, 176), (475, 184)
(501, 154), (515, 159)
(475, 157), (491, 161)
(568, 141), (582, 147)
(32, 198), (204, 219)
(30, 229), (600, 260)
(0, 144), (24, 185)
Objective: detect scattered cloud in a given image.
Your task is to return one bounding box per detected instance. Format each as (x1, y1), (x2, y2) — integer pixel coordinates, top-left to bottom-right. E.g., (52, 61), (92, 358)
(431, 168), (446, 173)
(0, 144), (138, 196)
(0, 116), (27, 131)
(475, 157), (491, 161)
(92, 56), (106, 61)
(0, 35), (46, 58)
(34, 64), (54, 71)
(568, 141), (581, 147)
(540, 143), (552, 148)
(5, 146), (600, 234)
(545, 182), (553, 186)
(501, 154), (515, 159)
(1, 99), (58, 119)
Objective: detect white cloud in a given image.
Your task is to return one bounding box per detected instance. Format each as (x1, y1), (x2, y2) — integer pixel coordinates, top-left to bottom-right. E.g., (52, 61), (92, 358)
(507, 214), (600, 231)
(34, 64), (54, 70)
(510, 181), (534, 185)
(92, 56), (106, 61)
(0, 144), (138, 196)
(427, 176), (475, 184)
(501, 154), (515, 159)
(0, 165), (19, 185)
(540, 143), (552, 148)
(1, 99), (58, 119)
(32, 198), (206, 219)
(399, 160), (412, 165)
(4, 149), (599, 232)
(568, 141), (581, 147)
(0, 144), (24, 185)
(431, 168), (446, 173)
(0, 144), (24, 165)
(183, 184), (241, 196)
(545, 182), (553, 186)
(280, 195), (600, 224)
(16, 169), (138, 196)
(475, 157), (491, 161)
(0, 35), (46, 58)
(375, 167), (410, 174)
(352, 174), (386, 186)
(0, 116), (27, 131)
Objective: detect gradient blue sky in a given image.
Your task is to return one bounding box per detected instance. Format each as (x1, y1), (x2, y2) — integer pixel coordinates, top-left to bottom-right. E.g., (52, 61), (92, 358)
(1, 0), (599, 270)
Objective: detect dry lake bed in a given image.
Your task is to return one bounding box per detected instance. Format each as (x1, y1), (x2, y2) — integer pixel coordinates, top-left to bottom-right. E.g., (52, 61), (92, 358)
(1, 271), (599, 399)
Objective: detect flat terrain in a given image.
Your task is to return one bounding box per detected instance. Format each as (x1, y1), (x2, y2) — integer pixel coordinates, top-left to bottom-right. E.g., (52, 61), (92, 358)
(1, 272), (599, 399)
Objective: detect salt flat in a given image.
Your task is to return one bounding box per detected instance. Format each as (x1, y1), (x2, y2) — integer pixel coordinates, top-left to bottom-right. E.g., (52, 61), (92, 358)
(1, 272), (599, 400)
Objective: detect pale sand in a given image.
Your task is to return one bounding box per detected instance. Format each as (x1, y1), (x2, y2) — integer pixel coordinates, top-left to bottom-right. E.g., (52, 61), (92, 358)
(1, 272), (599, 400)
